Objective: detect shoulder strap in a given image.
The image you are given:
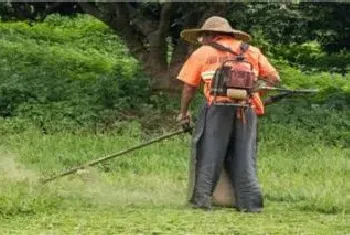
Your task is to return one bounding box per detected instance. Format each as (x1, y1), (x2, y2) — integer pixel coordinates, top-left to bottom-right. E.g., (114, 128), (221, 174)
(206, 42), (239, 56)
(207, 42), (250, 57)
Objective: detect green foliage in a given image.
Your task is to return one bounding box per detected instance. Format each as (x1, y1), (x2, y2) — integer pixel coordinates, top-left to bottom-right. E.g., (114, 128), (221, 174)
(228, 3), (350, 73)
(270, 41), (350, 73)
(0, 14), (155, 133)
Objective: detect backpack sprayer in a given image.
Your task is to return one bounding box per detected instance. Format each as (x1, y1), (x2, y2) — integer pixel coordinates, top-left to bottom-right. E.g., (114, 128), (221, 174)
(208, 42), (318, 107)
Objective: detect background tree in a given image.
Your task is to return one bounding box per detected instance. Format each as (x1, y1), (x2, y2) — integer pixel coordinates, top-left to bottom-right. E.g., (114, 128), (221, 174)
(1, 1), (349, 89)
(77, 2), (229, 90)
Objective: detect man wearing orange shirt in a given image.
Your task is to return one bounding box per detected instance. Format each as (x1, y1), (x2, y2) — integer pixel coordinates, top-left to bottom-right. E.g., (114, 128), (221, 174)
(177, 16), (280, 212)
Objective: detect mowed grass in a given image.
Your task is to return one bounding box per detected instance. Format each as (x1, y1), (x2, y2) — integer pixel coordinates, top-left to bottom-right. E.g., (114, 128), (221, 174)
(0, 124), (349, 234)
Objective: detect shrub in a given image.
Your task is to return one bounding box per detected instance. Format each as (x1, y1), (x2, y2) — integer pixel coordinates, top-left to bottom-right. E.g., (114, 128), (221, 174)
(0, 14), (153, 132)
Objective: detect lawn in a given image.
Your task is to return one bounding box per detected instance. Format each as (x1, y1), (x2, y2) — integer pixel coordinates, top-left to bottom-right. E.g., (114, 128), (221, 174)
(0, 128), (349, 234)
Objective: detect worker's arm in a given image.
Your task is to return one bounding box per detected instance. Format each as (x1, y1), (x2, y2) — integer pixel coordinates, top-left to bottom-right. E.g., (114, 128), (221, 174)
(176, 49), (203, 123)
(257, 52), (281, 96)
(179, 83), (197, 120)
(258, 51), (280, 83)
(258, 71), (281, 89)
(264, 71), (281, 86)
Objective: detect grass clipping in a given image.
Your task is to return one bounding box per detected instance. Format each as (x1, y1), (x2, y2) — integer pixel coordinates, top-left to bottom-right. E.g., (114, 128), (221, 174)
(0, 155), (39, 183)
(54, 167), (187, 207)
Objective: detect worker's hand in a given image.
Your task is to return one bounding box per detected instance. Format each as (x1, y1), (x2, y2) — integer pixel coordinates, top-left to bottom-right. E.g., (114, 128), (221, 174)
(256, 78), (281, 96)
(176, 111), (193, 133)
(257, 79), (268, 88)
(177, 111), (191, 120)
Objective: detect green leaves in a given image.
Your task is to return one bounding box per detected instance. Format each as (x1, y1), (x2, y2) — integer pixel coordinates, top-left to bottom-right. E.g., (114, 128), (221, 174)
(0, 15), (151, 133)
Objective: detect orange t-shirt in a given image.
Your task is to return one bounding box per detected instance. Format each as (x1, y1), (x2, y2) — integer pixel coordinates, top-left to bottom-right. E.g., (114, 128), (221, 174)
(177, 36), (279, 115)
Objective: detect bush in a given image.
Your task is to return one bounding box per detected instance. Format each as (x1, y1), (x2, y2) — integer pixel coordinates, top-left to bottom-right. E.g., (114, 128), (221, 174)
(270, 41), (350, 74)
(0, 14), (154, 133)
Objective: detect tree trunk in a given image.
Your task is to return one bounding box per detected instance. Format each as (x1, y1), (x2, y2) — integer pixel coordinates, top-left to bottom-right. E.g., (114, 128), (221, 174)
(79, 2), (228, 92)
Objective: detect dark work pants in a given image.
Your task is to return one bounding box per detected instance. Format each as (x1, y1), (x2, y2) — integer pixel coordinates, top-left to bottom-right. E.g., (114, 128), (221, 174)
(188, 101), (263, 211)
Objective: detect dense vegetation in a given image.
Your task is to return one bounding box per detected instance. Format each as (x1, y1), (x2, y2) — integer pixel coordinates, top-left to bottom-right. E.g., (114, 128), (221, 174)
(0, 15), (155, 134)
(0, 14), (348, 143)
(0, 13), (349, 234)
(1, 2), (350, 89)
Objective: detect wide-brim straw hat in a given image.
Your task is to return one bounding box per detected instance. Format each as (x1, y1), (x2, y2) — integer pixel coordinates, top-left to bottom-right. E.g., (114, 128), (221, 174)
(180, 16), (251, 44)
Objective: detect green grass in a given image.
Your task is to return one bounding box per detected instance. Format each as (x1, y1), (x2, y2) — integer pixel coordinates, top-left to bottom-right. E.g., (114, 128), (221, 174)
(0, 124), (349, 234)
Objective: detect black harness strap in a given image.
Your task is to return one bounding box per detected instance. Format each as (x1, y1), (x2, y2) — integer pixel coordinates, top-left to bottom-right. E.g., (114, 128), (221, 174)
(207, 42), (250, 59)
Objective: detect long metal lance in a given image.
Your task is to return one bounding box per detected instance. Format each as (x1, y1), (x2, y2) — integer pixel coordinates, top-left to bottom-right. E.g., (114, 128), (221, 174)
(259, 87), (319, 93)
(42, 129), (186, 184)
